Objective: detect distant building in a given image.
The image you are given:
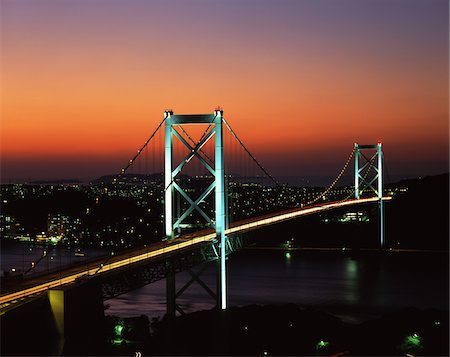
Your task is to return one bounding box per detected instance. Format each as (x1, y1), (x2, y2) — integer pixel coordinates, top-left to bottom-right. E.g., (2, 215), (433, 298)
(321, 211), (370, 224)
(0, 214), (17, 239)
(338, 211), (369, 223)
(47, 213), (81, 244)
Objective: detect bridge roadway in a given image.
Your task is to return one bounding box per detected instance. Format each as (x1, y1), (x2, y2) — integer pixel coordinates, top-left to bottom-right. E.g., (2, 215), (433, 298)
(0, 197), (391, 309)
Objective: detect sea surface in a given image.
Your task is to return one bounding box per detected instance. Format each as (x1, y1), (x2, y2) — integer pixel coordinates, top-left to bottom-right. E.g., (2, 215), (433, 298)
(104, 248), (449, 323)
(1, 244), (108, 276)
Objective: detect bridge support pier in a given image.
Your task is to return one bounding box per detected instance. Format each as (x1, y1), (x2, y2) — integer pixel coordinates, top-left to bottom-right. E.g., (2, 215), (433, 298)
(166, 262), (176, 318)
(47, 280), (105, 355)
(48, 290), (66, 355)
(165, 260), (219, 318)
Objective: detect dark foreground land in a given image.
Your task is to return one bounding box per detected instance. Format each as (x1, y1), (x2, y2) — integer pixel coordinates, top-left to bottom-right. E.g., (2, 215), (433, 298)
(98, 304), (448, 357)
(2, 302), (448, 356)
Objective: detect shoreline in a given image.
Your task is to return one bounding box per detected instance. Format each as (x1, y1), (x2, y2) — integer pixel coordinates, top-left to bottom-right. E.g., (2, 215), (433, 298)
(242, 246), (449, 253)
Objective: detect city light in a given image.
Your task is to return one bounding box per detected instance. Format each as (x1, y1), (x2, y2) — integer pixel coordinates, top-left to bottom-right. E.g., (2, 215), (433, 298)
(400, 333), (423, 354)
(112, 320), (125, 345)
(316, 340), (330, 350)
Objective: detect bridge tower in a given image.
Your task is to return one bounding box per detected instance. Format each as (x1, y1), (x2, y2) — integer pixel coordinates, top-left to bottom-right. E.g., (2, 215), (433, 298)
(354, 143), (384, 248)
(164, 109), (227, 316)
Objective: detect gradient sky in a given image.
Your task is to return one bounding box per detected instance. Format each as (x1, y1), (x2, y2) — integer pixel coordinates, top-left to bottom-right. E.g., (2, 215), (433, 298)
(1, 0), (448, 182)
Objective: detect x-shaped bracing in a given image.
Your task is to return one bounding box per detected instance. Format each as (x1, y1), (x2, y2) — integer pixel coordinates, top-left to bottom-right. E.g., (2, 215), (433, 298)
(357, 151), (380, 196)
(172, 127), (216, 229)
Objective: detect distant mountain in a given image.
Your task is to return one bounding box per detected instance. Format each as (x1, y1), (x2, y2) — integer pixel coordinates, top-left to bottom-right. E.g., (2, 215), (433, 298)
(391, 172), (449, 188)
(7, 172), (449, 188)
(386, 172), (449, 250)
(29, 179), (83, 185)
(90, 172), (218, 185)
(91, 173), (163, 185)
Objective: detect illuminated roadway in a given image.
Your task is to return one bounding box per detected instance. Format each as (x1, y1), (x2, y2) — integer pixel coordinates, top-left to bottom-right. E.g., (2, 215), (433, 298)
(0, 197), (391, 309)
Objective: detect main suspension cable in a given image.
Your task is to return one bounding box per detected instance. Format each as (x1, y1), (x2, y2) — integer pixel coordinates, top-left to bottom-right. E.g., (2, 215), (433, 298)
(304, 148), (355, 207)
(121, 117), (166, 174)
(222, 117), (280, 187)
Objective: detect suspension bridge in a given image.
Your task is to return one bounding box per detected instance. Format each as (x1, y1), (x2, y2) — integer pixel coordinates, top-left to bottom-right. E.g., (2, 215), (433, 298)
(0, 109), (392, 336)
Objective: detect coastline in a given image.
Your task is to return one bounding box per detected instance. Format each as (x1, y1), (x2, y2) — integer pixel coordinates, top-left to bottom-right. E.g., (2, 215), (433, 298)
(103, 304), (449, 356)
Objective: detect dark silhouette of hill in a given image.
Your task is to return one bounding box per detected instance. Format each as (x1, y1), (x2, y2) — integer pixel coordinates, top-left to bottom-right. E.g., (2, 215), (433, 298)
(29, 179), (83, 184)
(92, 173), (163, 185)
(387, 173), (449, 249)
(245, 173), (449, 250)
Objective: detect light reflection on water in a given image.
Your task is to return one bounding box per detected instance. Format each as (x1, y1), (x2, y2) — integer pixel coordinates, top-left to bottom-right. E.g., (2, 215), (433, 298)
(106, 250), (449, 321)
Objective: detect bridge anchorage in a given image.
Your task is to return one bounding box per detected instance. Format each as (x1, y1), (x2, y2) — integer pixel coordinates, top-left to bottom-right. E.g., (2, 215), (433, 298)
(164, 109), (228, 316)
(354, 143), (384, 248)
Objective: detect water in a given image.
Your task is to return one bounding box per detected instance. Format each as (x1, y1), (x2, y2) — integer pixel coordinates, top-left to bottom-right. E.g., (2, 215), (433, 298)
(0, 243), (108, 276)
(2, 243), (447, 322)
(105, 249), (449, 322)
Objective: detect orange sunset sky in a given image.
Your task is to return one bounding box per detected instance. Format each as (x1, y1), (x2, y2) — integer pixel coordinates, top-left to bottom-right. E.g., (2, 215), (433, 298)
(1, 0), (448, 182)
